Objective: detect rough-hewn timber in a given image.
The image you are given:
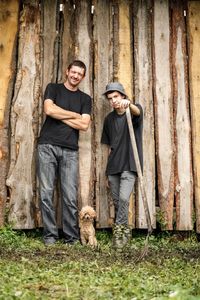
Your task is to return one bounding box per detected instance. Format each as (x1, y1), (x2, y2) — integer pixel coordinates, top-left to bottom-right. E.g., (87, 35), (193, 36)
(6, 1), (40, 229)
(172, 0), (193, 230)
(133, 0), (156, 229)
(153, 0), (174, 230)
(188, 1), (200, 233)
(0, 0), (19, 226)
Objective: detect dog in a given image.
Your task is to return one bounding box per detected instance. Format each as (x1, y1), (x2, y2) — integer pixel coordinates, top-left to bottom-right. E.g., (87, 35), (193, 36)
(79, 205), (98, 248)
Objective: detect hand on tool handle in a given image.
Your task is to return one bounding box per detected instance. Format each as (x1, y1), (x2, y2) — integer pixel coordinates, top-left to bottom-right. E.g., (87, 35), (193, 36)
(118, 99), (131, 109)
(121, 100), (141, 116)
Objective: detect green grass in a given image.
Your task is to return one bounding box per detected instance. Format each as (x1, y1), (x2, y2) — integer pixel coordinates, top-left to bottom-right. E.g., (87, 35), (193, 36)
(0, 227), (200, 299)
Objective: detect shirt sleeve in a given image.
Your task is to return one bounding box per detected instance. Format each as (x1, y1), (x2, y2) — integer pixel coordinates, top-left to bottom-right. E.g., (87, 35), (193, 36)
(101, 118), (110, 145)
(44, 83), (57, 102)
(81, 95), (92, 115)
(132, 103), (143, 126)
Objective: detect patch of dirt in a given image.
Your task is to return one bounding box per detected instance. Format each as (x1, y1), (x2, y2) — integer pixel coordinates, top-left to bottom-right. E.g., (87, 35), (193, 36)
(1, 242), (199, 267)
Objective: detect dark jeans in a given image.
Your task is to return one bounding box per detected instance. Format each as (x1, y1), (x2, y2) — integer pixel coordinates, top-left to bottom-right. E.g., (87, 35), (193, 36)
(108, 171), (136, 225)
(37, 144), (79, 243)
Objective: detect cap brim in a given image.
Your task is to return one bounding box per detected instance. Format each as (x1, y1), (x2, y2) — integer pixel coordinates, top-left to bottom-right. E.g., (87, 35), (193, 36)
(102, 89), (127, 97)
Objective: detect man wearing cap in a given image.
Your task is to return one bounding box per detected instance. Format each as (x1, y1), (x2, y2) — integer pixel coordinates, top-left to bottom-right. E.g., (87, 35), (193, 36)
(101, 82), (143, 250)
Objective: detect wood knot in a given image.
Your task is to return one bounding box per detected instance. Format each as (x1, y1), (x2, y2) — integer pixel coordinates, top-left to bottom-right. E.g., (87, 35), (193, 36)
(0, 44), (4, 52)
(0, 10), (11, 22)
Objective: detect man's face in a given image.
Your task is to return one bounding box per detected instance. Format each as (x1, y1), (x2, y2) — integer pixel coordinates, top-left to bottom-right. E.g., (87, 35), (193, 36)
(66, 66), (85, 87)
(107, 91), (125, 109)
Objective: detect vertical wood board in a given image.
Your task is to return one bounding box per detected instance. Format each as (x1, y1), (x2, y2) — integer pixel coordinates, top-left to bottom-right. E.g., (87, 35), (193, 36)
(172, 1), (193, 230)
(153, 0), (174, 229)
(114, 0), (133, 97)
(41, 0), (58, 94)
(133, 0), (156, 229)
(0, 0), (19, 226)
(60, 1), (74, 81)
(188, 1), (200, 233)
(6, 1), (40, 229)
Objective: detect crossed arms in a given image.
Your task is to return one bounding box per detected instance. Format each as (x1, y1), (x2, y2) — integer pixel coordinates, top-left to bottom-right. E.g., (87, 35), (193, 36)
(44, 99), (91, 131)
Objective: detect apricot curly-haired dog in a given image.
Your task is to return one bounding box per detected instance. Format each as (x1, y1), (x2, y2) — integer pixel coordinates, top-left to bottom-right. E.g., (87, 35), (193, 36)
(79, 206), (98, 248)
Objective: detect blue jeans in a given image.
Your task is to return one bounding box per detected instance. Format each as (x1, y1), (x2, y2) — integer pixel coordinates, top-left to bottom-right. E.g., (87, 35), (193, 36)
(108, 171), (136, 225)
(37, 144), (79, 243)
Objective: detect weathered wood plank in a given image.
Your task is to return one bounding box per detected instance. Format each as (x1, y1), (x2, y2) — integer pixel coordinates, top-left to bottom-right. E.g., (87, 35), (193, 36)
(172, 0), (193, 230)
(59, 1), (74, 81)
(133, 0), (156, 229)
(6, 1), (41, 229)
(0, 0), (19, 226)
(41, 0), (58, 93)
(93, 0), (113, 228)
(113, 0), (133, 96)
(188, 1), (200, 233)
(73, 0), (94, 208)
(113, 0), (135, 227)
(153, 0), (174, 230)
(40, 0), (60, 228)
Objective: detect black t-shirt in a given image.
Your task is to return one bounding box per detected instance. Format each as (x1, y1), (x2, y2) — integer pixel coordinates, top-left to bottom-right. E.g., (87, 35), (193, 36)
(38, 83), (92, 150)
(101, 104), (143, 175)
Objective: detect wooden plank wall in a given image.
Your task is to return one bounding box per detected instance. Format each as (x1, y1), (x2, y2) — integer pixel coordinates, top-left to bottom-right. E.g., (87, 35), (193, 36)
(133, 0), (156, 229)
(1, 0), (200, 232)
(153, 0), (174, 230)
(172, 0), (193, 231)
(0, 0), (19, 226)
(188, 1), (200, 233)
(6, 0), (41, 228)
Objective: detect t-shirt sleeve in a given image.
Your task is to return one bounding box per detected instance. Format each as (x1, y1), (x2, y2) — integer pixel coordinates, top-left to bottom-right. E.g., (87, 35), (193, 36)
(132, 103), (143, 126)
(81, 95), (92, 115)
(44, 83), (57, 102)
(101, 118), (110, 145)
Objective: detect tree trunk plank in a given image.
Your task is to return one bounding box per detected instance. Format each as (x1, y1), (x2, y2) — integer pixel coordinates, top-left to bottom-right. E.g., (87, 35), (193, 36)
(93, 0), (114, 228)
(113, 0), (135, 227)
(133, 0), (156, 229)
(40, 0), (60, 228)
(59, 1), (74, 82)
(73, 0), (94, 208)
(153, 0), (174, 230)
(41, 0), (58, 93)
(6, 1), (41, 229)
(188, 1), (200, 233)
(0, 0), (19, 226)
(172, 0), (193, 231)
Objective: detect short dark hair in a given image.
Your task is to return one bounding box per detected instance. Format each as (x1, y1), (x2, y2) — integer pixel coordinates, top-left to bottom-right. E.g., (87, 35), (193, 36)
(67, 60), (87, 75)
(106, 90), (126, 98)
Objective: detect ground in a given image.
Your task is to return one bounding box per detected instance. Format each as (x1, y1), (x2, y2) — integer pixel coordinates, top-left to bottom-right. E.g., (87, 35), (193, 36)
(0, 227), (200, 299)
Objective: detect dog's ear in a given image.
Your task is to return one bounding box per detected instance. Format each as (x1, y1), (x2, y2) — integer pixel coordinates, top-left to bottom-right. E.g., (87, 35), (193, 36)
(79, 209), (85, 220)
(91, 209), (97, 219)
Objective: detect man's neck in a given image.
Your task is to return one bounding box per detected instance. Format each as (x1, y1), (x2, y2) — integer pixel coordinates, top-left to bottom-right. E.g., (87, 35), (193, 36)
(64, 80), (78, 91)
(115, 108), (126, 115)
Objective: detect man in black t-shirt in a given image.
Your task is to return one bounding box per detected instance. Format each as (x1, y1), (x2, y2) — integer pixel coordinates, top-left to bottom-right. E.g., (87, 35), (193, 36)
(37, 60), (92, 246)
(101, 82), (143, 250)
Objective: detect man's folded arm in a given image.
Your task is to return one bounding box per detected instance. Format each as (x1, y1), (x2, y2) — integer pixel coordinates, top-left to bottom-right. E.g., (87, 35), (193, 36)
(62, 114), (91, 131)
(44, 99), (82, 120)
